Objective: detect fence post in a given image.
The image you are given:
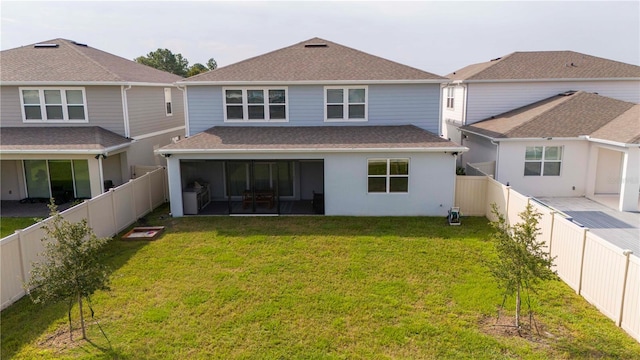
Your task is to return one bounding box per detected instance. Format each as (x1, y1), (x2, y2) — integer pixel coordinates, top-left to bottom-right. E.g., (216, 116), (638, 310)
(148, 172), (153, 212)
(548, 211), (556, 255)
(130, 179), (137, 220)
(110, 188), (118, 236)
(505, 186), (511, 223)
(618, 250), (633, 327)
(84, 200), (92, 229)
(16, 230), (27, 287)
(577, 228), (590, 295)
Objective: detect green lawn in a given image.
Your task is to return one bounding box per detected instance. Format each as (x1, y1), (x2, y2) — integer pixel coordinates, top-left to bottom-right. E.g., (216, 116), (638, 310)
(0, 217), (38, 238)
(2, 206), (639, 359)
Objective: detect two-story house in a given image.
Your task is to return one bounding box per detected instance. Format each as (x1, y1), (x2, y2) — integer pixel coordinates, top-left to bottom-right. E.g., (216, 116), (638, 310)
(0, 39), (185, 202)
(158, 38), (466, 216)
(441, 51), (640, 146)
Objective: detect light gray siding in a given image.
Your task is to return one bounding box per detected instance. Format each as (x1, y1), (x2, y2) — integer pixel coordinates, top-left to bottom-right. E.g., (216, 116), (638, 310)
(187, 86), (223, 135)
(186, 83), (442, 134)
(368, 84), (441, 133)
(0, 86), (125, 134)
(466, 80), (640, 125)
(127, 86), (184, 137)
(0, 86), (23, 126)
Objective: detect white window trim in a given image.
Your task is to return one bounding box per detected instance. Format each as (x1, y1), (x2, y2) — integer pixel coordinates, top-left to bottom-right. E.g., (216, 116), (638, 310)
(324, 85), (368, 122)
(446, 87), (455, 109)
(524, 146), (563, 176)
(367, 158), (410, 194)
(222, 87), (289, 123)
(19, 87), (89, 123)
(164, 88), (173, 116)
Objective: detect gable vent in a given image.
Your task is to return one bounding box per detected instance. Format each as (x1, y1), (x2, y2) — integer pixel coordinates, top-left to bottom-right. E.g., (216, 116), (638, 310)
(34, 43), (59, 48)
(72, 41), (88, 47)
(490, 57), (501, 62)
(305, 43), (328, 48)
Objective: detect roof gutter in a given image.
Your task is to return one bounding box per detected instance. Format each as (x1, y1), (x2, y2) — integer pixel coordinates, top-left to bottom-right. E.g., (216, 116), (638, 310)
(0, 142), (131, 156)
(582, 136), (639, 148)
(176, 79), (447, 86)
(156, 146), (469, 155)
(459, 128), (588, 143)
(454, 77), (640, 84)
(2, 81), (179, 87)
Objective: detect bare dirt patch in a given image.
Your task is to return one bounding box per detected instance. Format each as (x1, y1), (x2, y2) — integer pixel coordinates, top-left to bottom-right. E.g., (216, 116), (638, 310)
(38, 323), (87, 352)
(479, 311), (561, 349)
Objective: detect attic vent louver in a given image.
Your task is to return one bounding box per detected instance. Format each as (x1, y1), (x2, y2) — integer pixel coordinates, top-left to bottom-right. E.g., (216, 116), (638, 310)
(305, 43), (327, 48)
(72, 41), (88, 47)
(490, 57), (501, 61)
(34, 43), (59, 48)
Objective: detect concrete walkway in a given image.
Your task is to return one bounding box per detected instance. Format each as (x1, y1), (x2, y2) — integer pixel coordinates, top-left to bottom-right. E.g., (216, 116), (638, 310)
(0, 200), (75, 218)
(536, 196), (640, 255)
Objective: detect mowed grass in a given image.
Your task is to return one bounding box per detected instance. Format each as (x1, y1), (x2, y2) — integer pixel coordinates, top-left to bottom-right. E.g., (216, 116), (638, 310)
(2, 206), (639, 359)
(0, 217), (37, 238)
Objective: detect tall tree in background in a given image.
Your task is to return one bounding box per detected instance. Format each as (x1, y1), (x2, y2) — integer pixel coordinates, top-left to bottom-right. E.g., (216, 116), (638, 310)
(25, 202), (111, 341)
(186, 63), (208, 77)
(135, 48), (189, 77)
(206, 57), (217, 70)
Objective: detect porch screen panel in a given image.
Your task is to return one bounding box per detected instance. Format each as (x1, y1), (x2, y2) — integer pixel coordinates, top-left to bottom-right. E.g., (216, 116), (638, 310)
(227, 162), (248, 196)
(73, 160), (91, 198)
(253, 163), (271, 191)
(277, 161), (293, 196)
(24, 160), (50, 198)
(48, 160), (74, 195)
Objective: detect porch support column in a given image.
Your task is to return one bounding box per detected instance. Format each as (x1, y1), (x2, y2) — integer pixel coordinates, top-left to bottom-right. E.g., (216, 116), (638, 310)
(584, 143), (599, 199)
(619, 147), (640, 212)
(166, 156), (184, 217)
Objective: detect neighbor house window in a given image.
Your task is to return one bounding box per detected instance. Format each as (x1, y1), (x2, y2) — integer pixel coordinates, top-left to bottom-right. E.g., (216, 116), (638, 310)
(20, 87), (87, 122)
(524, 146), (562, 176)
(446, 87), (455, 109)
(164, 88), (173, 116)
(325, 86), (367, 121)
(223, 87), (287, 122)
(368, 158), (409, 193)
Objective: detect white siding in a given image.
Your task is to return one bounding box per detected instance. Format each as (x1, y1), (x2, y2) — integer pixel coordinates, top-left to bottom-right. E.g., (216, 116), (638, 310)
(460, 133), (498, 166)
(127, 86), (185, 137)
(441, 85), (466, 142)
(0, 86), (23, 126)
(595, 147), (623, 194)
(496, 140), (590, 197)
(466, 80), (640, 125)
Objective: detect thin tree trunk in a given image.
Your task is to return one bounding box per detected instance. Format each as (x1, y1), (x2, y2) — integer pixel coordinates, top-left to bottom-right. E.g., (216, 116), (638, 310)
(68, 299), (74, 341)
(78, 293), (86, 339)
(515, 285), (521, 329)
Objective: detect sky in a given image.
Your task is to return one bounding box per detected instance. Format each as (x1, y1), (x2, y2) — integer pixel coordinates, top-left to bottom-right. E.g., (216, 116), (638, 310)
(1, 1), (639, 76)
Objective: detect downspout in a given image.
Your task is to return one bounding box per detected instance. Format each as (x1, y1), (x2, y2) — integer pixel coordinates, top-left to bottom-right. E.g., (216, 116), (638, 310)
(461, 83), (468, 126)
(176, 84), (189, 137)
(491, 139), (500, 179)
(121, 85), (132, 138)
(98, 155), (105, 194)
(438, 83), (445, 137)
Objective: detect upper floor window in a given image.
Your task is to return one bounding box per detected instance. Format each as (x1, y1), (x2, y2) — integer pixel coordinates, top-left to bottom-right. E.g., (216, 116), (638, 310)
(446, 87), (455, 109)
(20, 87), (88, 122)
(368, 158), (409, 193)
(223, 87), (287, 122)
(524, 146), (562, 176)
(325, 86), (367, 121)
(164, 88), (173, 116)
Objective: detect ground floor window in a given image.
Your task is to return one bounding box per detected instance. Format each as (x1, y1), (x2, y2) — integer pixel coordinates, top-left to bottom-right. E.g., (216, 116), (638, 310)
(23, 159), (91, 200)
(368, 158), (409, 193)
(524, 146), (562, 176)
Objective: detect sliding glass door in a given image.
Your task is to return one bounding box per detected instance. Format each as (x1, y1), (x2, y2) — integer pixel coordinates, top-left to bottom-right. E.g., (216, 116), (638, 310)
(23, 159), (91, 200)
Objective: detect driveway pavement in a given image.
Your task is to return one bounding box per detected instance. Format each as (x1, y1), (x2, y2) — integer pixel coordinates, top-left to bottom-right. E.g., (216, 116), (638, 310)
(535, 197), (640, 255)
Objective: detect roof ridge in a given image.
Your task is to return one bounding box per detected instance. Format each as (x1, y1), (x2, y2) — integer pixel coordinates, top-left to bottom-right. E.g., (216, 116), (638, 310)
(59, 39), (126, 82)
(454, 52), (517, 79)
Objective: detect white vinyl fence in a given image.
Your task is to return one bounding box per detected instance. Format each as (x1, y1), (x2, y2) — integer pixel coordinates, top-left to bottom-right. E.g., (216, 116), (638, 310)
(1, 167), (167, 310)
(456, 175), (640, 342)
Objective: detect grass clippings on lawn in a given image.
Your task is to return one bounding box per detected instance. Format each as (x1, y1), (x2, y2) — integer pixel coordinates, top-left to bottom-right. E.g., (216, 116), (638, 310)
(2, 207), (639, 359)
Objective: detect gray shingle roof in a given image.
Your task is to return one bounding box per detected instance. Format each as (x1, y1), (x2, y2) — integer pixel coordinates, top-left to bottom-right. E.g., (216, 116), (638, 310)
(447, 51), (640, 81)
(0, 38), (182, 83)
(182, 38), (445, 83)
(0, 126), (131, 152)
(460, 91), (638, 143)
(160, 125), (462, 152)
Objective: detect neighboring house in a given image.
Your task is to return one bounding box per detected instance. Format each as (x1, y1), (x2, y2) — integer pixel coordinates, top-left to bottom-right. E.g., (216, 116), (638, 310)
(0, 39), (185, 202)
(460, 91), (640, 212)
(441, 51), (640, 148)
(158, 38), (466, 216)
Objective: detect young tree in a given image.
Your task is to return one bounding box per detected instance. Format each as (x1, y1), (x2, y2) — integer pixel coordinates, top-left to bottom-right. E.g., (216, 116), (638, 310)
(489, 202), (556, 331)
(135, 48), (189, 77)
(186, 63), (208, 77)
(25, 202), (111, 340)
